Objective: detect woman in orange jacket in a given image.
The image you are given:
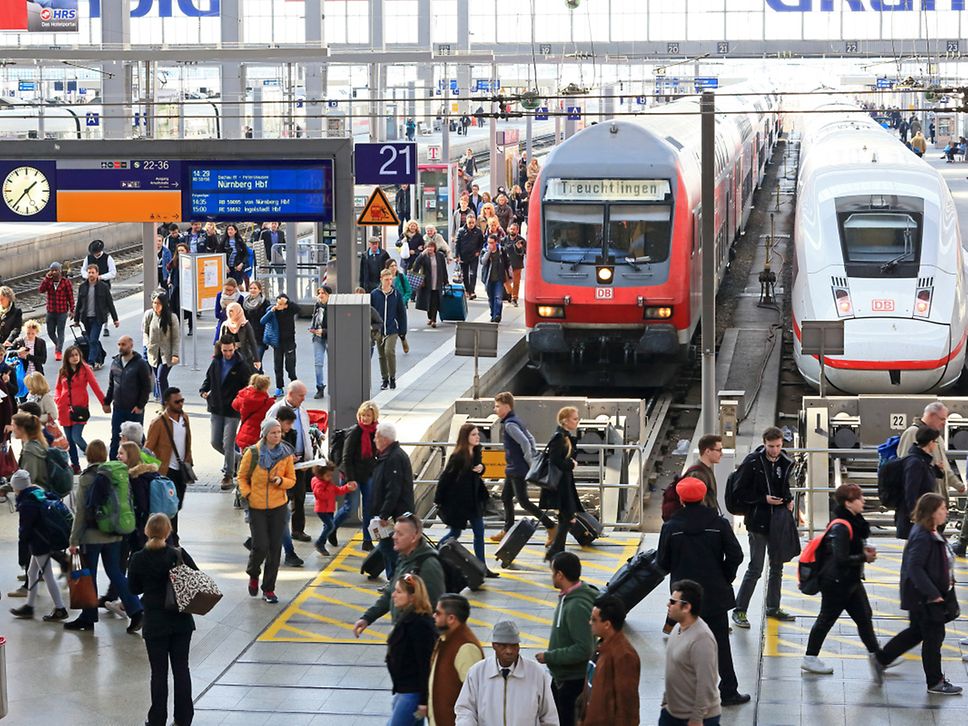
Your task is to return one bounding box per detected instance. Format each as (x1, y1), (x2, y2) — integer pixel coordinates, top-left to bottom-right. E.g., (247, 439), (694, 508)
(238, 418), (295, 604)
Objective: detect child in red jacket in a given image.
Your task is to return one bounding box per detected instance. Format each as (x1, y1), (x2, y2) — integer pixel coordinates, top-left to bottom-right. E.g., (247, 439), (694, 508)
(312, 464), (356, 555)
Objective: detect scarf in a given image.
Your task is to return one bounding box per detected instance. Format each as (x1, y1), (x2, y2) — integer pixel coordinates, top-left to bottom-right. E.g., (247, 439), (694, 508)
(243, 293), (265, 312)
(220, 290), (242, 310)
(258, 439), (294, 472)
(832, 505), (871, 540)
(225, 302), (246, 335)
(358, 420), (378, 459)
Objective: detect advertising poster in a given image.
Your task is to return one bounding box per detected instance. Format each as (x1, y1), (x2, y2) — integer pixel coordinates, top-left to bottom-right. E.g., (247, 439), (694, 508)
(0, 1), (79, 33)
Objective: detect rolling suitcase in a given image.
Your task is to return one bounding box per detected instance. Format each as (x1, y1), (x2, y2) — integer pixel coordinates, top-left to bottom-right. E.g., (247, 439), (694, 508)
(439, 539), (487, 591)
(439, 284), (468, 322)
(360, 547), (385, 580)
(602, 548), (666, 613)
(495, 518), (538, 568)
(570, 511), (603, 547)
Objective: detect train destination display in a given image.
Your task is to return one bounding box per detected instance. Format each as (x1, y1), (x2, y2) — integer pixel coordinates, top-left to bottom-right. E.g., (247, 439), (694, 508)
(0, 158), (334, 223)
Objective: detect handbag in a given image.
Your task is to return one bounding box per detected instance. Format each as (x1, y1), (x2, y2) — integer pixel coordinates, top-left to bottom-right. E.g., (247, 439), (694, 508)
(68, 553), (99, 610)
(66, 379), (90, 422)
(0, 441), (17, 479)
(525, 449), (562, 493)
(165, 548), (223, 615)
(767, 506), (802, 563)
(406, 270), (425, 291)
(162, 415), (198, 483)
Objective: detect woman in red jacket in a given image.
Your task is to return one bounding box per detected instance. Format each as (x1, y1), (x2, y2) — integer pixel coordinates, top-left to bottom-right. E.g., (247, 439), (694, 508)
(232, 373), (275, 450)
(54, 344), (106, 473)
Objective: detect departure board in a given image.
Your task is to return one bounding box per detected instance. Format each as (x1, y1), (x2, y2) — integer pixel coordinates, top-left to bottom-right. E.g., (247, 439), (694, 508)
(182, 160), (334, 222)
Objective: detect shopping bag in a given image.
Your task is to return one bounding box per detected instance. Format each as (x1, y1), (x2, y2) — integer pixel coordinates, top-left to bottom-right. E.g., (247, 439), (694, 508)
(768, 506), (802, 563)
(406, 271), (425, 291)
(68, 553), (98, 610)
(165, 548), (223, 615)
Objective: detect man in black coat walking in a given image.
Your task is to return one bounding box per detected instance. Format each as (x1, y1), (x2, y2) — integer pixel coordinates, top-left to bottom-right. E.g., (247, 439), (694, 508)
(455, 216), (484, 300)
(359, 237), (392, 293)
(104, 335), (152, 459)
(200, 339), (254, 489)
(370, 422), (415, 580)
(658, 476), (748, 706)
(73, 264), (119, 369)
(897, 427), (942, 540)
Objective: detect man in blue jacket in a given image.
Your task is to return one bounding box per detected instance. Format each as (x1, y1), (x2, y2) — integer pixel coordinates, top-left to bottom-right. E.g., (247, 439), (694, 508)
(370, 270), (407, 391)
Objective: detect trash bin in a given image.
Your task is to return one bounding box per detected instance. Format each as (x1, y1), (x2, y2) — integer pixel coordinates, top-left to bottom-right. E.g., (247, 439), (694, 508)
(0, 635), (7, 718)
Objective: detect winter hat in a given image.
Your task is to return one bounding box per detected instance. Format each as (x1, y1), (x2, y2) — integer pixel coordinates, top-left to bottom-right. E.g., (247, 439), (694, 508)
(10, 469), (31, 493)
(260, 418), (281, 439)
(676, 477), (707, 504)
(49, 261), (62, 271)
(491, 620), (520, 645)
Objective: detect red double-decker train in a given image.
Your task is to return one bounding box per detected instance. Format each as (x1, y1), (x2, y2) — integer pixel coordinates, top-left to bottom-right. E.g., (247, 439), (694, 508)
(524, 84), (782, 386)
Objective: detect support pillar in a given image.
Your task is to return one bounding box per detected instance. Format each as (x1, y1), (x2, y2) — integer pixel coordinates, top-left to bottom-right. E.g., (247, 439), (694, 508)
(700, 92), (717, 436)
(220, 0), (245, 139)
(100, 0), (131, 140)
(304, 0), (325, 139)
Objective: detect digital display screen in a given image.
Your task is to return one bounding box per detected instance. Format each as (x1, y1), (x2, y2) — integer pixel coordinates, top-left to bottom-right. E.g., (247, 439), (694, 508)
(56, 159), (182, 191)
(182, 160), (334, 222)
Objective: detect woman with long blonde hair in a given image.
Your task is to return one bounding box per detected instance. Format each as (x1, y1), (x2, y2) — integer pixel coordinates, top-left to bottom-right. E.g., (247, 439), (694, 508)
(544, 406), (584, 560)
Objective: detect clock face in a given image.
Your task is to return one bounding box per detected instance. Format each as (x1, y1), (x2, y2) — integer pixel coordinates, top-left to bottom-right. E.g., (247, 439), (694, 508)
(3, 166), (51, 216)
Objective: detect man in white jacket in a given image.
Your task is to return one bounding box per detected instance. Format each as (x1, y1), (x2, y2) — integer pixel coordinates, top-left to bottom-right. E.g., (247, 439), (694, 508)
(455, 620), (559, 726)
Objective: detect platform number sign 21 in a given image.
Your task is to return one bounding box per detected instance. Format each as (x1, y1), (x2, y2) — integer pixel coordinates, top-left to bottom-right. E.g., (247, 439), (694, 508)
(890, 413), (907, 431)
(354, 142), (417, 185)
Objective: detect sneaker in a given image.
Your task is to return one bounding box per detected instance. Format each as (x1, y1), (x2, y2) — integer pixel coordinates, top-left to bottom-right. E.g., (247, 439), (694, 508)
(489, 530), (506, 543)
(766, 608), (795, 622)
(10, 604), (34, 619)
(264, 591), (279, 604)
(962, 637), (968, 646)
(380, 379), (389, 391)
(284, 553), (304, 568)
(220, 476), (234, 491)
(291, 531), (312, 542)
(927, 678), (963, 695)
(7, 586), (27, 598)
(54, 351), (62, 361)
(720, 692), (751, 706)
(92, 362), (103, 371)
(954, 541), (967, 558)
(731, 610), (750, 629)
(389, 378), (396, 390)
(126, 611), (144, 634)
(314, 386), (325, 400)
(801, 656), (833, 674)
(104, 601), (126, 617)
(248, 577), (259, 597)
(328, 531), (339, 547)
(868, 654), (885, 686)
(43, 607), (69, 622)
(362, 540), (374, 552)
(485, 569), (501, 579)
(274, 388), (284, 398)
(315, 545), (331, 556)
(63, 618), (94, 631)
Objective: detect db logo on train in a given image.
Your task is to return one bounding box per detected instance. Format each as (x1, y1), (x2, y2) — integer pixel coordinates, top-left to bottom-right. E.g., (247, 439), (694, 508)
(595, 288), (614, 300)
(872, 299), (895, 312)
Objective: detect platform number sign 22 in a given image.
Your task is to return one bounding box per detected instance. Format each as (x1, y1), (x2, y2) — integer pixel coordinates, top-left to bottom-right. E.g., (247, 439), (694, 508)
(354, 142), (417, 185)
(890, 413), (907, 431)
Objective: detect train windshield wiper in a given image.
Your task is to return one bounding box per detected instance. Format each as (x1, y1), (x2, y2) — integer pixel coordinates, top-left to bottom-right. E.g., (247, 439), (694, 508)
(880, 250), (912, 272)
(569, 249), (599, 271)
(622, 255), (652, 271)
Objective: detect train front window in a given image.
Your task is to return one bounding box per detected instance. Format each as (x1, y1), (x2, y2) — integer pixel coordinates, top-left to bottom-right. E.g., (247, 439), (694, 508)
(545, 204), (605, 263)
(607, 205), (672, 263)
(836, 195), (923, 277)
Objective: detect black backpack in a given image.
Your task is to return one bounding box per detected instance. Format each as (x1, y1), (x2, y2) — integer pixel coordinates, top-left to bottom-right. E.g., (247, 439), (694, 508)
(328, 426), (354, 468)
(877, 457), (906, 509)
(724, 461), (751, 516)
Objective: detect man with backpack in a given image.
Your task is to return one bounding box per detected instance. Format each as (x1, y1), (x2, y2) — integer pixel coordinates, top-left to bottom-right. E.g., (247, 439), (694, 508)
(662, 434), (723, 521)
(897, 402), (968, 553)
(104, 335), (152, 460)
(657, 476), (749, 707)
(490, 392), (557, 545)
(729, 426), (796, 628)
(896, 428), (943, 540)
(145, 387), (194, 537)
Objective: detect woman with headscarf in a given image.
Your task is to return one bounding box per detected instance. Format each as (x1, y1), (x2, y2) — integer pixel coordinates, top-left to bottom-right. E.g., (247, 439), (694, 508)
(213, 278), (245, 343)
(142, 291), (180, 400)
(242, 280), (271, 369)
(238, 419), (295, 604)
(220, 301), (260, 370)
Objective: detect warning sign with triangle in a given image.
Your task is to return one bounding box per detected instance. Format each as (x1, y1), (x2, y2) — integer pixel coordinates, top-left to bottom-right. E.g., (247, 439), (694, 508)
(357, 187), (400, 226)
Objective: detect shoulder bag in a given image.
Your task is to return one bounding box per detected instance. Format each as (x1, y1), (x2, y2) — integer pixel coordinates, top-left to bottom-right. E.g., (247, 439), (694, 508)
(165, 548), (223, 615)
(525, 446), (562, 493)
(67, 373), (90, 423)
(162, 415), (197, 483)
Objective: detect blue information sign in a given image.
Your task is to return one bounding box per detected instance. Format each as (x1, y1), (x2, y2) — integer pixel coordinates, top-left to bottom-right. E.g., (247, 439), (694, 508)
(85, 113), (100, 127)
(354, 142), (417, 184)
(18, 81), (36, 92)
(694, 77), (719, 91)
(876, 77), (895, 89)
(535, 107), (549, 121)
(182, 160), (334, 222)
(566, 106), (582, 121)
(635, 95), (647, 105)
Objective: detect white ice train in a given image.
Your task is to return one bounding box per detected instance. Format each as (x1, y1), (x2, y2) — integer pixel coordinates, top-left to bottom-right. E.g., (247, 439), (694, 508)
(792, 99), (968, 393)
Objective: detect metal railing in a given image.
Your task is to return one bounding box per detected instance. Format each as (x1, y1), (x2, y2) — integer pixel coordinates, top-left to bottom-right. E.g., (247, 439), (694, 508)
(399, 439), (651, 531)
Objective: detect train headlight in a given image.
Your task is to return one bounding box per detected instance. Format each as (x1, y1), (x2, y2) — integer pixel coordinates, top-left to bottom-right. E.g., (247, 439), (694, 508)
(914, 287), (933, 318)
(832, 286), (853, 317)
(537, 305), (566, 319)
(644, 306), (673, 319)
(596, 266), (614, 284)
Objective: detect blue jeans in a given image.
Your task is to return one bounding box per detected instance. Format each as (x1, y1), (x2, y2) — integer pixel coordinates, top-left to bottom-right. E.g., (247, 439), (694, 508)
(439, 515), (486, 562)
(64, 423), (87, 467)
(333, 477), (373, 544)
(312, 337), (328, 389)
(110, 408), (144, 460)
(283, 507), (295, 557)
(83, 317), (103, 366)
(315, 512), (335, 549)
(658, 710), (720, 726)
(388, 691), (424, 726)
(486, 279), (504, 320)
(80, 541), (144, 623)
(379, 535), (398, 579)
(154, 363), (171, 400)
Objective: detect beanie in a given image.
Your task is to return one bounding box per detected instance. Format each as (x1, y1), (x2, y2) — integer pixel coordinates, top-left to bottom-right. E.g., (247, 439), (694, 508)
(10, 469), (31, 493)
(676, 476), (707, 504)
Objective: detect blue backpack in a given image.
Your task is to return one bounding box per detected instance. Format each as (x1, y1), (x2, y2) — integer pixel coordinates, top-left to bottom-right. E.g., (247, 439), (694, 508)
(877, 435), (901, 469)
(149, 475), (180, 518)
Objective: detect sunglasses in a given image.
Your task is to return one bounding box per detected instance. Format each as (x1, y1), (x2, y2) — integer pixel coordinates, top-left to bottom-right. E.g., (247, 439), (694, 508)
(668, 598), (690, 607)
(172, 398), (185, 404)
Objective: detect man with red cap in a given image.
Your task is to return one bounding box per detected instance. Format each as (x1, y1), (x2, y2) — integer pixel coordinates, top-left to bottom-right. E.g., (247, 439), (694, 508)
(657, 476), (749, 707)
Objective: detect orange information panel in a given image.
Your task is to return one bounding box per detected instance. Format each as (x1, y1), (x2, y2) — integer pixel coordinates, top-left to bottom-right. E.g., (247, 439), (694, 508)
(56, 190), (183, 222)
